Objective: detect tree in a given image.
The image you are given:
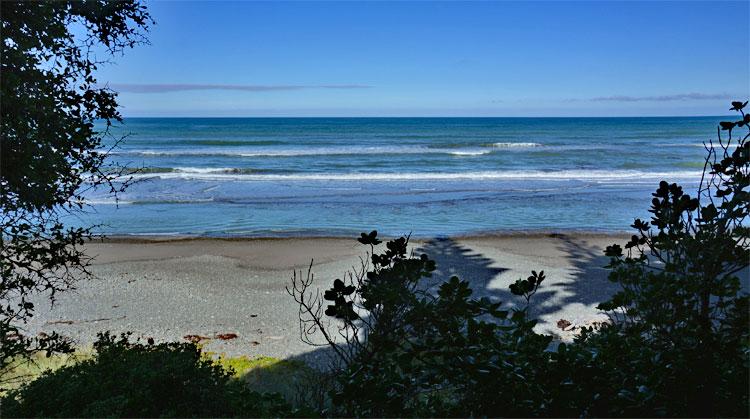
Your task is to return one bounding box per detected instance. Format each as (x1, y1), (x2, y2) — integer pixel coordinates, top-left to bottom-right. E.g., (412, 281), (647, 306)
(288, 232), (552, 416)
(289, 101), (749, 417)
(0, 1), (152, 385)
(585, 100), (749, 417)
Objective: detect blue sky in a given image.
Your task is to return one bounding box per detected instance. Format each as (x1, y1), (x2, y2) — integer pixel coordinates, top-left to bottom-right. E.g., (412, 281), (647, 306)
(99, 1), (750, 117)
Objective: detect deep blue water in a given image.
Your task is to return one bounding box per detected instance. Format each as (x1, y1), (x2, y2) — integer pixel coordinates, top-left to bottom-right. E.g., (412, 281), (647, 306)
(76, 117), (727, 237)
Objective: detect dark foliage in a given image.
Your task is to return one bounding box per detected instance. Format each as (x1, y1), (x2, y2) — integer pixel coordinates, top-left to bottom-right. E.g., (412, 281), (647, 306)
(1, 332), (301, 418)
(290, 230), (554, 417)
(290, 102), (749, 417)
(1, 1), (151, 381)
(575, 100), (750, 417)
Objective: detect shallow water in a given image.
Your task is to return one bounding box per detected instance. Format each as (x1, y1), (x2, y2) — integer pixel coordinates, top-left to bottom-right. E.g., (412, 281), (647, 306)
(75, 116), (726, 237)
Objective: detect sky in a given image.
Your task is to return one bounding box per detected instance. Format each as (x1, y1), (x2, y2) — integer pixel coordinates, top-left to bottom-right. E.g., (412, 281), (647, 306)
(97, 1), (750, 117)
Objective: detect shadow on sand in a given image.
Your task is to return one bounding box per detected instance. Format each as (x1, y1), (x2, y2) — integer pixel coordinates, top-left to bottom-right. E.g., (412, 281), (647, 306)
(550, 234), (621, 309)
(415, 237), (508, 301)
(285, 234), (623, 370)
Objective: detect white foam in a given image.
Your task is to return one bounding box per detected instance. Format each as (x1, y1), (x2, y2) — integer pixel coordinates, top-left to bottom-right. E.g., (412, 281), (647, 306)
(449, 150), (492, 156)
(110, 146), (495, 158)
(173, 167), (236, 174)
(491, 142), (543, 148)
(80, 199), (134, 205)
(130, 169), (702, 182)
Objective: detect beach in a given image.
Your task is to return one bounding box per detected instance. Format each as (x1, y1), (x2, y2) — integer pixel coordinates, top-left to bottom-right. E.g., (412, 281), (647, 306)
(27, 233), (628, 366)
(42, 116), (716, 364)
(24, 117), (719, 367)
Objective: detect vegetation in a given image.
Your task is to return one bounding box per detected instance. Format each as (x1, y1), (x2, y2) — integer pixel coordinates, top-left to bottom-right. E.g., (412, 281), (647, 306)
(289, 233), (553, 416)
(289, 101), (749, 417)
(565, 100), (750, 417)
(1, 2), (746, 411)
(0, 348), (88, 394)
(2, 102), (748, 417)
(1, 0), (152, 383)
(1, 333), (306, 418)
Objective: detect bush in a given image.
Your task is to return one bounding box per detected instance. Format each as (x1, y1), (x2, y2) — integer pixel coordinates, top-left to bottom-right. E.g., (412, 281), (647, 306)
(1, 333), (301, 418)
(289, 232), (556, 417)
(568, 100), (750, 417)
(6, 102), (746, 418)
(290, 101), (749, 417)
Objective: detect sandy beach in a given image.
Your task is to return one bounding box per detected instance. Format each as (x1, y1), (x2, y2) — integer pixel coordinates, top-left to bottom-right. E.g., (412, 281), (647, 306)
(26, 233), (628, 366)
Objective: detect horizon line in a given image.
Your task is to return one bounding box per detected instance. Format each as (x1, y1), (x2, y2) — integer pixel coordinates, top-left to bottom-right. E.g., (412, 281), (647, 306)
(117, 114), (735, 119)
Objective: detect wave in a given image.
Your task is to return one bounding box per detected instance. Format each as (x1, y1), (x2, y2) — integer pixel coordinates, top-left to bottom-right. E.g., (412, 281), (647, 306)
(449, 150), (492, 156)
(667, 143), (741, 148)
(130, 169), (702, 182)
(181, 139), (286, 146)
(487, 142), (543, 148)
(430, 142), (543, 149)
(130, 167), (278, 175)
(102, 141), (725, 159)
(107, 146), (492, 158)
(172, 167), (255, 174)
(82, 199), (135, 205)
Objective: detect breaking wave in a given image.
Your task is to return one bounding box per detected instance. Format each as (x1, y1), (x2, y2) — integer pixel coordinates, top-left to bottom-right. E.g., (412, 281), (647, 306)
(129, 169), (702, 182)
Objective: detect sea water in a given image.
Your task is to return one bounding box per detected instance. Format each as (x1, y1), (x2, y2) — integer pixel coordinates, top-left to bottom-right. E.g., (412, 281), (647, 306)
(78, 116), (727, 237)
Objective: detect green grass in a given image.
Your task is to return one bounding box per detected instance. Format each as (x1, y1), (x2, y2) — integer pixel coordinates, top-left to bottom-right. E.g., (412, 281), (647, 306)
(210, 353), (299, 376)
(205, 351), (313, 402)
(0, 349), (93, 393)
(3, 346), (314, 403)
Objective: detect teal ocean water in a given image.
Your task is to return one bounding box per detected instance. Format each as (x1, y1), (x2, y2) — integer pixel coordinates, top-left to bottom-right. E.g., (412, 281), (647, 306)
(78, 117), (725, 237)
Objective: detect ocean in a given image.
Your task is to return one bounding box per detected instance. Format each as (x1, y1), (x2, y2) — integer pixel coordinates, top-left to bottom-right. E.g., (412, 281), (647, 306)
(78, 116), (725, 237)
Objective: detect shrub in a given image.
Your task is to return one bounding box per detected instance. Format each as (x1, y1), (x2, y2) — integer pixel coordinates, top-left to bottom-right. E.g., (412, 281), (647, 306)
(568, 100), (750, 417)
(1, 333), (300, 418)
(289, 232), (555, 417)
(290, 101), (749, 417)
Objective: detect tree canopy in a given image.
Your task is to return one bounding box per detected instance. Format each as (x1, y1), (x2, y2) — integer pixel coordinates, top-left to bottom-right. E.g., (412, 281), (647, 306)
(1, 0), (152, 382)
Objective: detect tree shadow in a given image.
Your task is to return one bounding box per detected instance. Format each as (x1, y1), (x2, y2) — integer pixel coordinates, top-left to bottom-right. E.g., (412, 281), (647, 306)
(414, 236), (619, 320)
(283, 234), (623, 373)
(510, 234), (620, 320)
(282, 238), (520, 374)
(550, 234), (621, 309)
(415, 237), (509, 302)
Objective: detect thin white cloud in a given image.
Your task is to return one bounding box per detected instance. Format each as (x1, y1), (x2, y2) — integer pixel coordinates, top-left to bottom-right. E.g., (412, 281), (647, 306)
(106, 83), (372, 93)
(590, 92), (736, 102)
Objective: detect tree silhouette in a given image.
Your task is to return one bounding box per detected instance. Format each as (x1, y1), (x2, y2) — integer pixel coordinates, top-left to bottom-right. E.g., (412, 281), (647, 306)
(1, 1), (152, 384)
